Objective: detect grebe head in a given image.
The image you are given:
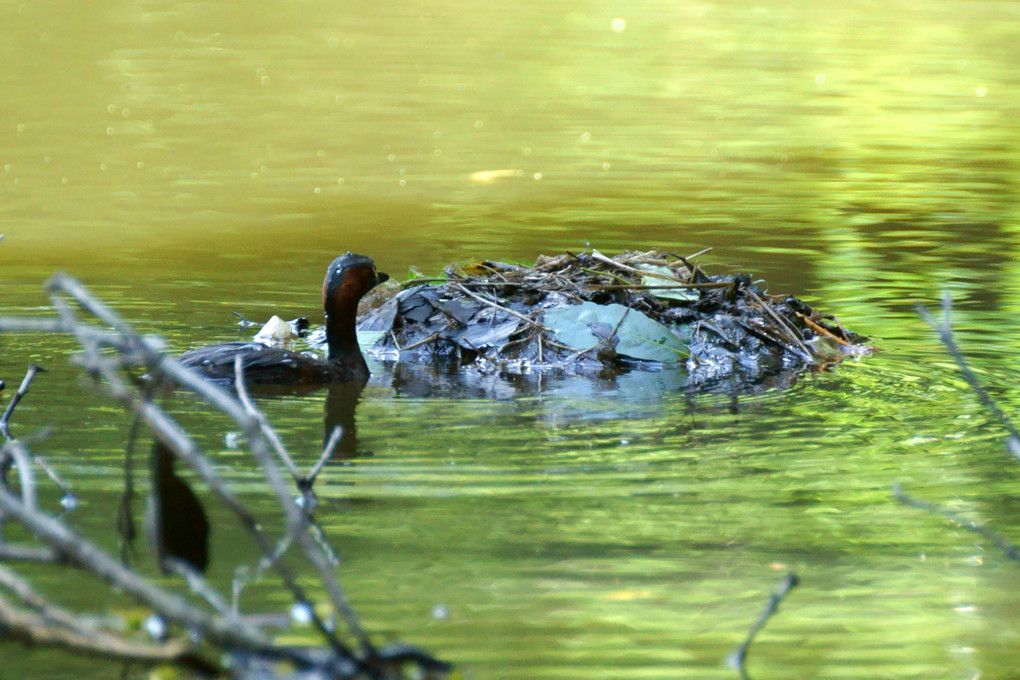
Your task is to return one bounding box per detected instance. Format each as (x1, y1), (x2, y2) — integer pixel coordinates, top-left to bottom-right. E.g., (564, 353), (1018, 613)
(322, 252), (388, 315)
(179, 253), (388, 387)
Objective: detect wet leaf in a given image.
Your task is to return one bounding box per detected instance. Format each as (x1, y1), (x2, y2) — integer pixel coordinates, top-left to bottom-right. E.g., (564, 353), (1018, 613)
(357, 330), (387, 348)
(805, 335), (844, 362)
(543, 302), (688, 362)
(357, 296), (399, 332)
(443, 319), (521, 349)
(438, 298), (479, 325)
(398, 288), (437, 322)
(636, 264), (698, 301)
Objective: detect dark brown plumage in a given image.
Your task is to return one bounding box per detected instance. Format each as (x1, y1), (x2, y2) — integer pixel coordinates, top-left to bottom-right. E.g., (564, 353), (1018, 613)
(180, 253), (387, 387)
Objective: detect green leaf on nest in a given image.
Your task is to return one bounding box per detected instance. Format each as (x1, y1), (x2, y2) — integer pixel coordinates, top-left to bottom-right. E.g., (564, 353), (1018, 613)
(543, 302), (688, 363)
(635, 264), (699, 302)
(356, 330), (387, 348)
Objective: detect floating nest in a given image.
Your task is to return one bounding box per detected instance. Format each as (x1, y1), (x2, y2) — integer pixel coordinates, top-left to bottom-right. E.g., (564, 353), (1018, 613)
(348, 249), (874, 386)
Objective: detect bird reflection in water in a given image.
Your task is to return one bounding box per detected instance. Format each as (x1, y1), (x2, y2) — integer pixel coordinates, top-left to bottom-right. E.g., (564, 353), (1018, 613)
(133, 376), (368, 578)
(147, 440), (210, 574)
(322, 381), (367, 459)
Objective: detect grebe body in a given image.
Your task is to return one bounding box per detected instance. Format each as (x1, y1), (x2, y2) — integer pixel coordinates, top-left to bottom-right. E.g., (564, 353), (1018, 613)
(180, 253), (387, 387)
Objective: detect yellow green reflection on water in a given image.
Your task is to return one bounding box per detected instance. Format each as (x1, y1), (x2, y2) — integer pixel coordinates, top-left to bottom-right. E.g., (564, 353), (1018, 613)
(3, 0), (1019, 277)
(3, 0), (1020, 678)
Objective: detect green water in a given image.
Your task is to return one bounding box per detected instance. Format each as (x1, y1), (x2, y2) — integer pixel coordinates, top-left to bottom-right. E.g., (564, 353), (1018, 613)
(4, 0), (1020, 678)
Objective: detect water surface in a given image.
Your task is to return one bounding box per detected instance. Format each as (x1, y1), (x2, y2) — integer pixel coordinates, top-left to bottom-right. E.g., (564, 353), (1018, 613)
(3, 0), (1020, 678)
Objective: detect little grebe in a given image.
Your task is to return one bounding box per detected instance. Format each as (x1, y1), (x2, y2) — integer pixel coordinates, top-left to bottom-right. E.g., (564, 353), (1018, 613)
(180, 253), (388, 386)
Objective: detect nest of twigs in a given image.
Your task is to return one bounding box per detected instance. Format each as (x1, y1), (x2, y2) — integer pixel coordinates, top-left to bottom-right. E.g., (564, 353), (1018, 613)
(354, 249), (872, 384)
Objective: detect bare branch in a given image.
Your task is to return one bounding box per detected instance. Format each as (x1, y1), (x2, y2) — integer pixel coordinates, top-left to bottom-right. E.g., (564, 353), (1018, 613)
(918, 296), (1020, 458)
(229, 358), (372, 660)
(893, 485), (1020, 563)
(306, 425), (344, 488)
(232, 355), (302, 480)
(0, 544), (61, 562)
(0, 483), (291, 660)
(727, 573), (799, 680)
(1, 440), (37, 510)
(0, 590), (194, 664)
(1, 364), (46, 441)
(83, 347), (353, 659)
(0, 273), (450, 677)
(0, 558), (222, 671)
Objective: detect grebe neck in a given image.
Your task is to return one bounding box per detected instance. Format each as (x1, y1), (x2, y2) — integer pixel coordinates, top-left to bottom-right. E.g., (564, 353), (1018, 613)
(325, 304), (366, 372)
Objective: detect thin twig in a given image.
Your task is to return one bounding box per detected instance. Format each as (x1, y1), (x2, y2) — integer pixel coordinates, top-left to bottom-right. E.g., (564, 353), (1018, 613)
(0, 564), (194, 657)
(0, 273), (450, 676)
(305, 426), (343, 487)
(232, 355), (302, 480)
(460, 338), (502, 369)
(796, 312), (850, 347)
(0, 317), (101, 336)
(589, 249), (687, 283)
(450, 283), (538, 328)
(918, 296), (1020, 458)
(0, 589), (195, 664)
(1, 440), (38, 510)
(682, 246), (713, 260)
(580, 267), (632, 286)
(0, 364), (46, 441)
(727, 573), (799, 680)
(594, 281), (731, 291)
(893, 485), (1020, 562)
(457, 280), (526, 288)
(735, 319), (812, 363)
(49, 294), (353, 661)
(46, 274), (139, 339)
(118, 380), (160, 566)
(164, 559), (232, 615)
(229, 357), (373, 661)
(0, 483), (298, 662)
(397, 331), (441, 352)
(30, 455), (75, 505)
(742, 289), (812, 358)
(0, 544), (61, 562)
